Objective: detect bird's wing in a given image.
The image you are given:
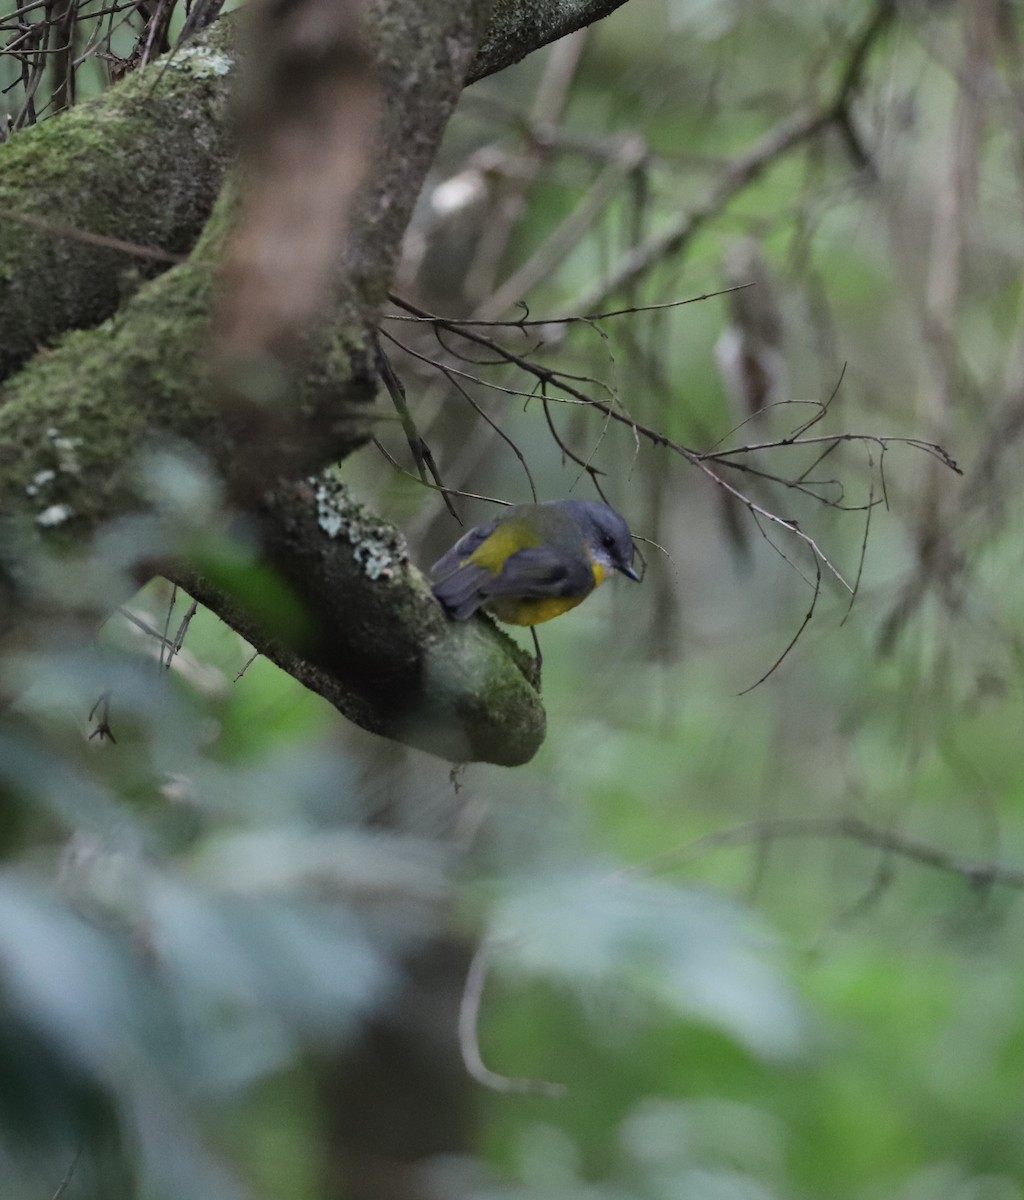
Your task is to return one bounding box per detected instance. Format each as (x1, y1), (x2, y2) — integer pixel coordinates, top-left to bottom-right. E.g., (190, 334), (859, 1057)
(430, 519), (501, 619)
(429, 519), (499, 582)
(432, 533), (592, 620)
(479, 547), (592, 599)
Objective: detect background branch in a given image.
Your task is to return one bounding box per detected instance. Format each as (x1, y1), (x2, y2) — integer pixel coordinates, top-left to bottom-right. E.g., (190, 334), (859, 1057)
(635, 815), (1024, 892)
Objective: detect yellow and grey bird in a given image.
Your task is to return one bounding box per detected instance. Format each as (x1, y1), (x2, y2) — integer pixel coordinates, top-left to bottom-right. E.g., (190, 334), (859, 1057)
(430, 498), (640, 626)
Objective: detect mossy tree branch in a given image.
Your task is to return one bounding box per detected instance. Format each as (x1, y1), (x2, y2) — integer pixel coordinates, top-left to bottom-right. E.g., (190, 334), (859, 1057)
(0, 24), (238, 379)
(0, 0), (631, 765)
(178, 479), (543, 766)
(0, 0), (631, 376)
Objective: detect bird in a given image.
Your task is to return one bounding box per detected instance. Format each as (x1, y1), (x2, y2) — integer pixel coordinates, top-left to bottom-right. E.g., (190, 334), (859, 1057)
(430, 498), (640, 627)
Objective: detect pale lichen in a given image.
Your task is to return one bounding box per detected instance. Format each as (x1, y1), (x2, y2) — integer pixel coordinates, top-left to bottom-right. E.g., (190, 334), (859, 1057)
(165, 45), (235, 78)
(25, 468), (56, 496)
(24, 430), (84, 500)
(311, 474), (408, 582)
(36, 503), (73, 527)
(50, 431), (84, 475)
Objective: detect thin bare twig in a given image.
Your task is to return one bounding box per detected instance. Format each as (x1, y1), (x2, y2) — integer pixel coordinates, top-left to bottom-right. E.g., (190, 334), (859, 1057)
(439, 363), (539, 502)
(87, 690), (117, 743)
(0, 205), (187, 263)
(158, 582), (179, 670)
(374, 335), (460, 522)
(117, 605), (176, 649)
(234, 649), (259, 681)
(841, 468), (875, 625)
(165, 599), (199, 669)
(384, 284), (754, 329)
(458, 943), (567, 1097)
(471, 134), (647, 321)
(372, 438), (513, 508)
(384, 293), (962, 595)
(737, 554), (821, 694)
(51, 1146), (82, 1200)
(566, 0), (897, 314)
(702, 432), (959, 473)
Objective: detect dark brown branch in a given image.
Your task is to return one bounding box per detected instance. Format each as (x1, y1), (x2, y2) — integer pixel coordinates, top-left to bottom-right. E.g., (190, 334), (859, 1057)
(467, 0), (629, 84)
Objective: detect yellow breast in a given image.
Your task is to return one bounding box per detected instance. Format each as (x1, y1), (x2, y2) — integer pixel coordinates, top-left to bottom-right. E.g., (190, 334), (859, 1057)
(486, 560), (606, 626)
(487, 593), (588, 626)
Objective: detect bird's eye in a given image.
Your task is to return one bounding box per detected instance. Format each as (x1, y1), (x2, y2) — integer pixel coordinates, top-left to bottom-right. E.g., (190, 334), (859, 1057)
(602, 534), (615, 549)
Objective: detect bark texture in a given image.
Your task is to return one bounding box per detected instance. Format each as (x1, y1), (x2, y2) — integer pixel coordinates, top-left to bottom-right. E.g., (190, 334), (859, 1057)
(0, 0), (631, 374)
(0, 22), (238, 377)
(0, 0), (631, 766)
(180, 478), (543, 766)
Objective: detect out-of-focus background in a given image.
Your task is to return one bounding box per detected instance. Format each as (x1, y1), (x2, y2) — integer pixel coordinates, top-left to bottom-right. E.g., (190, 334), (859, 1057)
(4, 1), (1024, 1197)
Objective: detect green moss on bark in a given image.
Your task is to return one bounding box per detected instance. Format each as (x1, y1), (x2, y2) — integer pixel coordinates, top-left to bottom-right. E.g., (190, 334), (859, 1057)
(0, 245), (378, 537)
(0, 0), (630, 381)
(0, 18), (239, 379)
(0, 0), (565, 765)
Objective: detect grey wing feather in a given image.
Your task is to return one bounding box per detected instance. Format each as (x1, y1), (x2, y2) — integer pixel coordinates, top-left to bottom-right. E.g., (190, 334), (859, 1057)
(429, 519), (498, 582)
(478, 547), (592, 598)
(431, 527), (593, 620)
(430, 520), (499, 620)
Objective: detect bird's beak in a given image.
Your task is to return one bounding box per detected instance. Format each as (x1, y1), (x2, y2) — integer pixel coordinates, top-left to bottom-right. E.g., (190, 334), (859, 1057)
(620, 564), (641, 582)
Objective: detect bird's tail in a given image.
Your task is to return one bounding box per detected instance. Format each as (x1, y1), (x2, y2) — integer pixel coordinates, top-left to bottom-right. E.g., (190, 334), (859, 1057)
(430, 562), (490, 620)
